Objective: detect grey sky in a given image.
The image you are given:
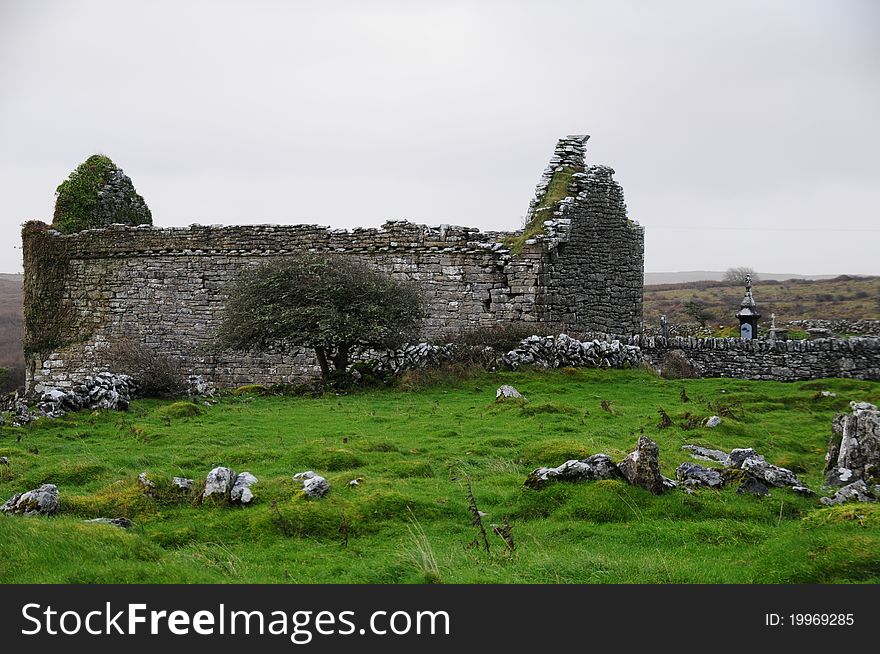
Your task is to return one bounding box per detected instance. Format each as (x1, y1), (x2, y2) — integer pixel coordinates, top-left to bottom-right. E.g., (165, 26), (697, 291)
(1, 0), (878, 275)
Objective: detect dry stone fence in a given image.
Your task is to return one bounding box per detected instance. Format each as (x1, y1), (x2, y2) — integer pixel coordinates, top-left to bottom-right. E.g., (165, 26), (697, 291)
(23, 135), (645, 392)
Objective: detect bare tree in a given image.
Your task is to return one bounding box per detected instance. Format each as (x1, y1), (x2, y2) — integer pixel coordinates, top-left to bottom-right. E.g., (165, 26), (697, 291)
(723, 267), (759, 286)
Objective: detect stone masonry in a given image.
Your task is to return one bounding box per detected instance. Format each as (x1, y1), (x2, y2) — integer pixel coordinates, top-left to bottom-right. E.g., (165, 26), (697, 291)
(23, 136), (645, 392)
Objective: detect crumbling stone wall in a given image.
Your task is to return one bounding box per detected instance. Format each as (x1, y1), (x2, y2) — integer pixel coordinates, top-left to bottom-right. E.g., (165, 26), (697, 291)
(23, 136), (645, 392)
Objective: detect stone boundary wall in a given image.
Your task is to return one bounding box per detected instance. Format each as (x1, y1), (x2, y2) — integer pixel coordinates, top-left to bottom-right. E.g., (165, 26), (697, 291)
(584, 333), (879, 381)
(23, 137), (645, 393)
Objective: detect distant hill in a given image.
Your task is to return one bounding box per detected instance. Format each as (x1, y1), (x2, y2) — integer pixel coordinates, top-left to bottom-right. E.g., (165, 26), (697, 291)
(644, 275), (880, 327)
(0, 273), (24, 392)
(645, 271), (844, 285)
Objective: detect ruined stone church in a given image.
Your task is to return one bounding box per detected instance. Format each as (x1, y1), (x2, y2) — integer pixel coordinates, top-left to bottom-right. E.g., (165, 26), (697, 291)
(23, 135), (644, 391)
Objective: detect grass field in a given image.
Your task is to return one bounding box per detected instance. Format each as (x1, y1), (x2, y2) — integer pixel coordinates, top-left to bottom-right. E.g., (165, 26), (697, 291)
(1, 368), (879, 584)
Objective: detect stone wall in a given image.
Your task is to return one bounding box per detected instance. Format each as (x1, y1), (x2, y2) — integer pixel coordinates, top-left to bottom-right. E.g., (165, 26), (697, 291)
(23, 136), (645, 392)
(617, 334), (879, 381)
(785, 319), (880, 337)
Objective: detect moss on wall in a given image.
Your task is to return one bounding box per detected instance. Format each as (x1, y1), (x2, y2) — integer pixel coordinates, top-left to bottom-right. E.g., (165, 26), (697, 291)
(504, 165), (576, 254)
(22, 221), (75, 356)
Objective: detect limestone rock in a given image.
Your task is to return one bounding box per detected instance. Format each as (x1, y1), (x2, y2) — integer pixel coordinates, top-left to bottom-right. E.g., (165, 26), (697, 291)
(681, 444), (730, 465)
(203, 466), (236, 500)
(172, 477), (194, 493)
(820, 480), (877, 506)
(1, 484), (59, 516)
(37, 372), (135, 418)
(525, 454), (623, 489)
(704, 415), (722, 428)
(740, 455), (805, 489)
(501, 334), (641, 371)
(496, 385), (524, 401)
(737, 477), (769, 497)
(137, 472), (155, 492)
(230, 472), (258, 504)
(618, 436), (665, 494)
(824, 401), (880, 487)
(728, 448), (758, 469)
(187, 375), (215, 399)
(294, 471), (329, 498)
(675, 462), (724, 489)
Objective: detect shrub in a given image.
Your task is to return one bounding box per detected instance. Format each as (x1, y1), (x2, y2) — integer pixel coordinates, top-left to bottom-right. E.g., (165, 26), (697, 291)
(108, 338), (187, 398)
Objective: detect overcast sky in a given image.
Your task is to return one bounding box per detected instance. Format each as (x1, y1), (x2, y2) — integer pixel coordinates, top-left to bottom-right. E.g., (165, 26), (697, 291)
(1, 0), (878, 275)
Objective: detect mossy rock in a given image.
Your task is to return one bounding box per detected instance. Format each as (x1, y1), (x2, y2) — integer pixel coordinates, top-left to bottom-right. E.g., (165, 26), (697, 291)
(53, 155), (152, 233)
(159, 402), (204, 419)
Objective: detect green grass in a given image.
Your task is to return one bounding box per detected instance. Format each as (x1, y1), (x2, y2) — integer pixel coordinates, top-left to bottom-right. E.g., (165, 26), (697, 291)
(1, 369), (879, 584)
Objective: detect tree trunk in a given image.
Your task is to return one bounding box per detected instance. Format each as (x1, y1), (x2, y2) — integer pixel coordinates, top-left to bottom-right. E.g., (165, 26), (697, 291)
(331, 345), (350, 374)
(314, 347), (331, 383)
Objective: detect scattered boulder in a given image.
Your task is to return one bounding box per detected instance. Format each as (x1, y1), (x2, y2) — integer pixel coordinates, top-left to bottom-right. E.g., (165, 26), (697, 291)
(85, 517), (133, 529)
(294, 471), (330, 498)
(824, 401), (880, 487)
(820, 480), (877, 506)
(704, 415), (722, 428)
(0, 456), (8, 465)
(1, 484), (59, 515)
(681, 444), (730, 465)
(348, 478), (363, 487)
(203, 466), (236, 500)
(171, 477), (194, 493)
(675, 462), (724, 489)
(230, 472), (258, 504)
(496, 385), (524, 401)
(618, 436), (666, 494)
(737, 477), (770, 497)
(740, 455), (804, 489)
(525, 454), (623, 489)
